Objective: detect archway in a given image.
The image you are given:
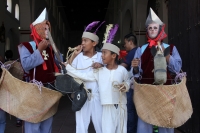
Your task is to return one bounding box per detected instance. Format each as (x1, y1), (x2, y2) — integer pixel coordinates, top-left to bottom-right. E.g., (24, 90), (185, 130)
(15, 4), (19, 20)
(7, 0), (12, 13)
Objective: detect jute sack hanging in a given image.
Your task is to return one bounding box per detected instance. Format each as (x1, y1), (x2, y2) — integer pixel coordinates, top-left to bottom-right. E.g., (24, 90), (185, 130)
(133, 77), (193, 128)
(0, 68), (62, 123)
(4, 61), (24, 80)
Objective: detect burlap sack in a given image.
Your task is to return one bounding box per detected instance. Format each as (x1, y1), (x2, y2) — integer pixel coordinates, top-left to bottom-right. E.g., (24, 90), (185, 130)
(133, 77), (193, 128)
(4, 61), (24, 80)
(0, 68), (62, 123)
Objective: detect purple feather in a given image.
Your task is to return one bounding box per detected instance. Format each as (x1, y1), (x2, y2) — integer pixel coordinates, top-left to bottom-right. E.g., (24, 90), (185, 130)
(94, 21), (105, 34)
(106, 24), (119, 43)
(85, 21), (100, 31)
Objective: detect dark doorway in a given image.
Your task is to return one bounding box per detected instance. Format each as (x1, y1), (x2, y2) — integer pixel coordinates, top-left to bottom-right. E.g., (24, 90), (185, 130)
(168, 0), (200, 132)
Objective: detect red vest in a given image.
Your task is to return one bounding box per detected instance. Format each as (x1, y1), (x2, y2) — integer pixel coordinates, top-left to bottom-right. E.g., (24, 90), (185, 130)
(22, 42), (59, 83)
(141, 44), (174, 85)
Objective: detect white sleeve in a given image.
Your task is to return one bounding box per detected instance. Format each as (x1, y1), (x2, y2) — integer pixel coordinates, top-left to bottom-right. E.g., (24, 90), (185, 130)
(71, 54), (78, 68)
(123, 69), (131, 92)
(66, 64), (96, 82)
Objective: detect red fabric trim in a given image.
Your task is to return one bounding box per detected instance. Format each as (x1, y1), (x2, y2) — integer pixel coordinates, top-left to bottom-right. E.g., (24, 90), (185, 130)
(30, 24), (42, 46)
(22, 42), (34, 53)
(119, 50), (128, 61)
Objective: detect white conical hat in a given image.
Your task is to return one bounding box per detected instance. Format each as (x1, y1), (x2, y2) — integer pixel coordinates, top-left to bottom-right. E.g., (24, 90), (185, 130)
(145, 8), (163, 27)
(32, 8), (48, 26)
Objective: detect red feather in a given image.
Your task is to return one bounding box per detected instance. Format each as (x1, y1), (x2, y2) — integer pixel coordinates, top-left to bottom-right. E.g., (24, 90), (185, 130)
(119, 50), (128, 61)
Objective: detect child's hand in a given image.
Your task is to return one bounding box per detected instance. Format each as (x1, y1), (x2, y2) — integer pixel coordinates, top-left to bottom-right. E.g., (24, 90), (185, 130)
(61, 62), (68, 67)
(131, 58), (140, 68)
(74, 45), (82, 55)
(118, 84), (126, 92)
(92, 62), (103, 69)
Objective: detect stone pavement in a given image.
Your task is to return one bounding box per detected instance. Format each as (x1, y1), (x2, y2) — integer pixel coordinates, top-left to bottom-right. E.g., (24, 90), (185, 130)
(4, 96), (181, 133)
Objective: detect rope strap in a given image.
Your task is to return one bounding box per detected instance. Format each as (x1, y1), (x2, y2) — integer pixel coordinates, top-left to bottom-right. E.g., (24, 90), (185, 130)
(0, 59), (19, 70)
(175, 71), (186, 84)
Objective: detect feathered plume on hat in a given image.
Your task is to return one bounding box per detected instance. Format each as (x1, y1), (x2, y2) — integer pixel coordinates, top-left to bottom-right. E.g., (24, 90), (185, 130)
(102, 24), (113, 44)
(82, 21), (105, 42)
(102, 24), (119, 44)
(94, 21), (105, 34)
(102, 24), (120, 55)
(84, 21), (100, 32)
(106, 24), (119, 43)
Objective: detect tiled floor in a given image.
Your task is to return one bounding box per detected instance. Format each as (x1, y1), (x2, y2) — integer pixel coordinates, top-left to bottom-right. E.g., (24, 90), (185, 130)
(4, 96), (182, 133)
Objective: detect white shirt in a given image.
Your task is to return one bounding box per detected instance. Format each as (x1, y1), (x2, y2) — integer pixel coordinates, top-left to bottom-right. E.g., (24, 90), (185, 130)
(66, 64), (130, 105)
(71, 52), (102, 93)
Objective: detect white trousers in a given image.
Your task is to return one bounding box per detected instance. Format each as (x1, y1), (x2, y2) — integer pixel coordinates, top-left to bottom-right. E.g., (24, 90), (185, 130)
(24, 116), (53, 133)
(137, 117), (174, 133)
(76, 93), (102, 133)
(102, 104), (127, 133)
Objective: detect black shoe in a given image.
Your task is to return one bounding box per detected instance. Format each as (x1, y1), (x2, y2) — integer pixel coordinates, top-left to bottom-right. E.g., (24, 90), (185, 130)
(16, 120), (22, 127)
